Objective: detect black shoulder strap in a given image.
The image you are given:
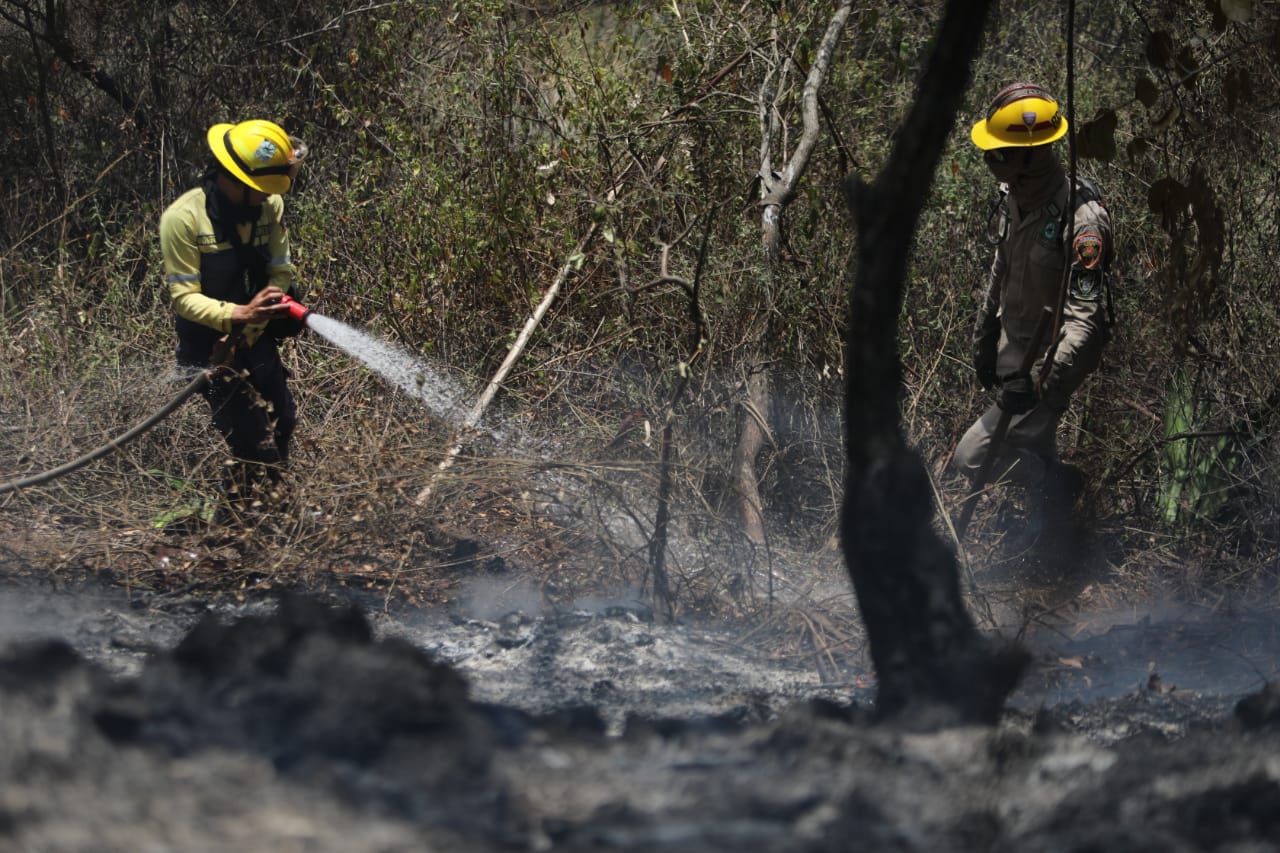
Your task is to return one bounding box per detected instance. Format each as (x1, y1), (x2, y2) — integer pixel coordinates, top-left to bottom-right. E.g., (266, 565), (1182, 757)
(202, 182), (270, 295)
(985, 183), (1010, 246)
(1074, 175), (1103, 208)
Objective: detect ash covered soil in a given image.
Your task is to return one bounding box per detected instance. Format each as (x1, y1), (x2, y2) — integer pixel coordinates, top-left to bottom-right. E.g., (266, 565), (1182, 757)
(3, 568), (1280, 853)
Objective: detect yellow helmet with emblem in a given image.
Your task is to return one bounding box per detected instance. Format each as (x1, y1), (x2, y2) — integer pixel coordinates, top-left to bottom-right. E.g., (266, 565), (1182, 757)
(970, 83), (1068, 150)
(206, 119), (308, 195)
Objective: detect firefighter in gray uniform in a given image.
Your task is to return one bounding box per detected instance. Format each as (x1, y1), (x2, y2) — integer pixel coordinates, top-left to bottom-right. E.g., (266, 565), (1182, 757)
(953, 83), (1112, 526)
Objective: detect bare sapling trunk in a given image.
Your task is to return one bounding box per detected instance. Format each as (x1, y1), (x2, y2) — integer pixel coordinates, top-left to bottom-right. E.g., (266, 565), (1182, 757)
(647, 219), (713, 621)
(736, 0), (853, 545)
(414, 226), (597, 506)
(731, 369), (770, 545)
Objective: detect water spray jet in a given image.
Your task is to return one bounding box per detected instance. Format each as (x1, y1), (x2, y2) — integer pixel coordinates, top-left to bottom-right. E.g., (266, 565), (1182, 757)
(290, 301), (469, 427)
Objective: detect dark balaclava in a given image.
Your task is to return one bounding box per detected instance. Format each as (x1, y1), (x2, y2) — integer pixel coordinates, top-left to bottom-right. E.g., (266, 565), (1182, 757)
(986, 144), (1063, 210)
(201, 161), (263, 231)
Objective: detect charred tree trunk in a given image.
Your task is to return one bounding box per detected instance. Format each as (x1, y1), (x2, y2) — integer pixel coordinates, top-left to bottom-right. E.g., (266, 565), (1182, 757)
(840, 0), (1026, 726)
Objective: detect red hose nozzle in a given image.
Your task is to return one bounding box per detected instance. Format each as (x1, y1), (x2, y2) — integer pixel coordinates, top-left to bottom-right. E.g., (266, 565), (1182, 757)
(277, 294), (313, 324)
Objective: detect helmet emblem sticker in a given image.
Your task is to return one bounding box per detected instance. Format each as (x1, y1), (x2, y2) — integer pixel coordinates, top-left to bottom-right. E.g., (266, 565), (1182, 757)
(1022, 110), (1037, 127)
(252, 140), (279, 165)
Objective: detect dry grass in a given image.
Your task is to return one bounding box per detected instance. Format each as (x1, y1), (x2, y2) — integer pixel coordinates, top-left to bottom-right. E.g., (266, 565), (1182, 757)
(0, 319), (849, 632)
(3, 293), (1277, 677)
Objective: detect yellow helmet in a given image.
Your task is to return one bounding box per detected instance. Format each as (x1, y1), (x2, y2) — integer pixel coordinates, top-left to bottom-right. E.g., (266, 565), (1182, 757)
(206, 119), (307, 195)
(970, 83), (1068, 150)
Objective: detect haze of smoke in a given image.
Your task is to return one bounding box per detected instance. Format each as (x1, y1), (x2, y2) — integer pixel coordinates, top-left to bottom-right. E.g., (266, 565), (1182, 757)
(1014, 599), (1280, 705)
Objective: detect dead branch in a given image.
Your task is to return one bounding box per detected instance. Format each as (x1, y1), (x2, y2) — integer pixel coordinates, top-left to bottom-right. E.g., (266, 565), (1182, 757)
(413, 224), (598, 506)
(759, 0), (853, 263)
(648, 211), (713, 621)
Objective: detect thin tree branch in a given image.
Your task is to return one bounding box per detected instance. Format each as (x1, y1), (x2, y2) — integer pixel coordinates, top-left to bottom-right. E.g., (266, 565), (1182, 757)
(1, 1), (153, 130)
(759, 0), (854, 261)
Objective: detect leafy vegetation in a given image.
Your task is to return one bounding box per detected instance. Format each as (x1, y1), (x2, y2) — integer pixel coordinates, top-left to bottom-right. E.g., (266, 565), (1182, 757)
(1, 0), (1278, 615)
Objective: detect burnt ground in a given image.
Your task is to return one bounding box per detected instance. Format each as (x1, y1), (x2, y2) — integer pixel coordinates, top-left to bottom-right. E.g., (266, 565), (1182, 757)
(3, 516), (1280, 853)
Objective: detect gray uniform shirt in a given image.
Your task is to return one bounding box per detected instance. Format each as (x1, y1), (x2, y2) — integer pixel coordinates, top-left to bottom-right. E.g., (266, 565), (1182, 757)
(976, 177), (1112, 411)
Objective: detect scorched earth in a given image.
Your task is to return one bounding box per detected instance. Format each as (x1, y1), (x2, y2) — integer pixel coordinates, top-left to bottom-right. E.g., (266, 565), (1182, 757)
(2, 564), (1279, 853)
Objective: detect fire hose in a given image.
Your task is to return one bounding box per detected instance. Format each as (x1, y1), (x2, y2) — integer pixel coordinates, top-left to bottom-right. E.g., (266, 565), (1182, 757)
(0, 296), (314, 497)
(0, 369), (212, 496)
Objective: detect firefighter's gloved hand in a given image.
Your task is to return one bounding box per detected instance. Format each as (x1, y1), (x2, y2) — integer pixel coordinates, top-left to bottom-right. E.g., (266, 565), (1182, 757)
(972, 315), (1000, 391)
(973, 336), (999, 390)
(1038, 361), (1064, 401)
(997, 374), (1038, 414)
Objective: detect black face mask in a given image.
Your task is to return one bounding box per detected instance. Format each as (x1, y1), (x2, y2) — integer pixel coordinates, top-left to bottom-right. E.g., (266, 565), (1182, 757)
(202, 171), (263, 253)
(983, 147), (1029, 183)
(202, 166), (261, 226)
(983, 146), (1061, 207)
(216, 187), (262, 225)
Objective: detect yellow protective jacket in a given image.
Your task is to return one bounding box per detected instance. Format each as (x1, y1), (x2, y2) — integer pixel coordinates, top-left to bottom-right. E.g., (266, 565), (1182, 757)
(975, 177), (1112, 411)
(159, 184), (298, 363)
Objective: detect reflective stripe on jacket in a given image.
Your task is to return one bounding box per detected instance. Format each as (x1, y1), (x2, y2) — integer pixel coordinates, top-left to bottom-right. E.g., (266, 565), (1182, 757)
(159, 185), (295, 363)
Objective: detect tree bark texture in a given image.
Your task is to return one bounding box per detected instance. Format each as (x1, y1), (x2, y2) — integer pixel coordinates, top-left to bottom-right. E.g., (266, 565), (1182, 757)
(731, 369), (769, 546)
(840, 0), (1026, 726)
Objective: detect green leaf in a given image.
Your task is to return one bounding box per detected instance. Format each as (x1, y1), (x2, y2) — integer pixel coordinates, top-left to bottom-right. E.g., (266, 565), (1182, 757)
(1127, 137), (1152, 161)
(146, 469), (189, 491)
(1204, 0), (1229, 31)
(1222, 68), (1253, 112)
(1148, 176), (1189, 231)
(1151, 103), (1182, 133)
(150, 499), (215, 529)
(1175, 46), (1199, 87)
(1078, 109), (1117, 161)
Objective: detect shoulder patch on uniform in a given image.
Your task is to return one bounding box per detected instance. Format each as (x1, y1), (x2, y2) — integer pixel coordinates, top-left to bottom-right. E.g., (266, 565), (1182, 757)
(1074, 231), (1104, 269)
(1069, 268), (1103, 302)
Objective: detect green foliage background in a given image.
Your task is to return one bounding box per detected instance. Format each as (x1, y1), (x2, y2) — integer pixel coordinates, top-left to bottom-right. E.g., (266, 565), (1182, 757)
(2, 0), (1278, 592)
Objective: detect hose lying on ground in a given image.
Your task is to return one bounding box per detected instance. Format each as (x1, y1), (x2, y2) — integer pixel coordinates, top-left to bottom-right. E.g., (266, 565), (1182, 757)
(0, 370), (210, 496)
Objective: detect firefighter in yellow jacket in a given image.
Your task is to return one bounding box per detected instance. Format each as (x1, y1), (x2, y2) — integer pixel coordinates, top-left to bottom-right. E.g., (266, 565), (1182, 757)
(953, 83), (1112, 526)
(159, 120), (308, 509)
